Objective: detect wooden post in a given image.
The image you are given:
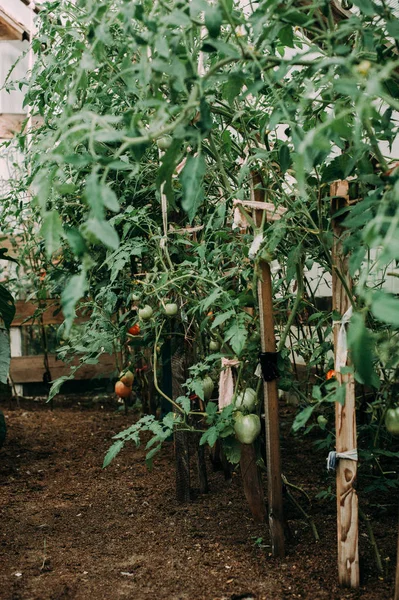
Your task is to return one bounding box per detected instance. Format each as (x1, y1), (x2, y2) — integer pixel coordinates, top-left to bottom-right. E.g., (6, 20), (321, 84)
(240, 443), (266, 523)
(395, 511), (399, 600)
(331, 180), (359, 588)
(251, 174), (285, 557)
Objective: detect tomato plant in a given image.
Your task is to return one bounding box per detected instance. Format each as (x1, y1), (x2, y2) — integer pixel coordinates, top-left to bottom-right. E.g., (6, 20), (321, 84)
(3, 0), (398, 486)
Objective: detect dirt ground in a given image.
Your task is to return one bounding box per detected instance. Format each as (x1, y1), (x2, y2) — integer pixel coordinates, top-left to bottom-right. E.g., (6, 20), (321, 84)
(0, 401), (396, 600)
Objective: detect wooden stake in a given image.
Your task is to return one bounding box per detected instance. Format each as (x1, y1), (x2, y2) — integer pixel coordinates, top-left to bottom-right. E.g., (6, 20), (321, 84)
(240, 443), (266, 523)
(395, 509), (399, 600)
(331, 181), (359, 588)
(251, 173), (285, 557)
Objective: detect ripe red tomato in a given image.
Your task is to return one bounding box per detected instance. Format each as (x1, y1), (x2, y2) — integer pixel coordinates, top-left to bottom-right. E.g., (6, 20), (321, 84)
(128, 324), (140, 336)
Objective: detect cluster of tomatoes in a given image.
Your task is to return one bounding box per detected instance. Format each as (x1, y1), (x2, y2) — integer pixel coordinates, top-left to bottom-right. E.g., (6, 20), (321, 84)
(114, 370), (134, 399)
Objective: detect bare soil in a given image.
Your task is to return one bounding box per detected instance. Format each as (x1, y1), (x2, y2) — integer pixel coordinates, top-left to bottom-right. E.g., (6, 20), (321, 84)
(0, 402), (396, 600)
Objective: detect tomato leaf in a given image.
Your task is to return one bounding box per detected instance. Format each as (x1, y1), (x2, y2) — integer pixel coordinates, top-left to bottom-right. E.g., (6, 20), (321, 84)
(0, 329), (10, 385)
(224, 321), (248, 356)
(41, 210), (64, 257)
(347, 312), (380, 388)
(0, 284), (15, 330)
(371, 292), (399, 327)
(180, 154), (206, 222)
(103, 439), (125, 468)
(292, 405), (314, 432)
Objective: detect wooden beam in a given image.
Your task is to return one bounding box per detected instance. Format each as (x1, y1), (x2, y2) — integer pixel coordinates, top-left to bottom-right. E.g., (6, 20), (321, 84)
(331, 180), (359, 588)
(252, 173), (285, 558)
(9, 353), (117, 384)
(395, 510), (399, 600)
(0, 114), (43, 139)
(240, 443), (266, 523)
(0, 8), (24, 40)
(13, 299), (88, 326)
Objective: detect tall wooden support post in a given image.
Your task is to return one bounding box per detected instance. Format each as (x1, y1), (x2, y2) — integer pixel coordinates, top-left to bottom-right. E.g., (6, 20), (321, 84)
(251, 174), (285, 557)
(170, 345), (191, 503)
(331, 181), (359, 588)
(395, 512), (399, 600)
(240, 443), (266, 523)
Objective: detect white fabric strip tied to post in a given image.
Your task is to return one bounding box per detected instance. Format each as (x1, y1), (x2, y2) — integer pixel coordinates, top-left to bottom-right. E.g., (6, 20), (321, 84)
(218, 358), (240, 409)
(327, 449), (358, 471)
(333, 305), (353, 372)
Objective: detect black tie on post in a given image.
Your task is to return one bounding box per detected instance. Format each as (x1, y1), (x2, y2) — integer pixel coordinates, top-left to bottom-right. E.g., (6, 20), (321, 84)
(259, 352), (279, 382)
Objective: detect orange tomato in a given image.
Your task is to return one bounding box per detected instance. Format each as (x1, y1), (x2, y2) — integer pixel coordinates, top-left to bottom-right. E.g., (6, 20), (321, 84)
(128, 324), (140, 336)
(115, 381), (132, 398)
(326, 369), (336, 380)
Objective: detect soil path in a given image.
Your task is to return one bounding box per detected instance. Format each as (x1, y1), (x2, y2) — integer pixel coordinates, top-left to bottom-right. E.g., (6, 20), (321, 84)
(0, 406), (396, 600)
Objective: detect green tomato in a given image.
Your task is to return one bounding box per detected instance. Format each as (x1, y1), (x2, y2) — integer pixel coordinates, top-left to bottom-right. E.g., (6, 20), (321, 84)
(139, 305), (153, 321)
(132, 293), (141, 302)
(164, 303), (178, 316)
(202, 376), (214, 401)
(234, 412), (261, 445)
(156, 135), (172, 150)
(235, 388), (257, 412)
(209, 340), (220, 351)
(317, 415), (328, 429)
(385, 407), (399, 436)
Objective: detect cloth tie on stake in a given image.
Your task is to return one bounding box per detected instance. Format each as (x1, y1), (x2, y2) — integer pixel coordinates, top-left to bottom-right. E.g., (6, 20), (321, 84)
(218, 357), (240, 409)
(327, 449), (358, 471)
(327, 305), (357, 471)
(333, 305), (353, 372)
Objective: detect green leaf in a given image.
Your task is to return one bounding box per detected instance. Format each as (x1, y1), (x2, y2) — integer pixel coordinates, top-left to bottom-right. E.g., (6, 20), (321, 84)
(61, 271), (88, 333)
(205, 4), (222, 38)
(321, 154), (352, 183)
(352, 0), (377, 15)
(86, 218), (120, 250)
(180, 155), (206, 222)
(211, 310), (234, 329)
(200, 425), (218, 447)
(223, 73), (245, 106)
(202, 288), (221, 312)
(103, 439), (124, 468)
(0, 285), (15, 330)
(41, 210), (64, 257)
(279, 144), (291, 174)
(371, 292), (399, 327)
(65, 227), (88, 257)
(347, 312), (380, 388)
(222, 436), (241, 463)
(0, 329), (10, 385)
(101, 185), (120, 212)
(387, 20), (399, 40)
(48, 373), (75, 402)
(292, 405), (314, 432)
(176, 395), (191, 413)
(145, 444), (162, 470)
(224, 321), (248, 356)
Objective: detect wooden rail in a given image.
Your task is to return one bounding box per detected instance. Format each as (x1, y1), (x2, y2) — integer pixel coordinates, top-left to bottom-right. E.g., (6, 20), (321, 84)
(9, 299), (117, 385)
(10, 353), (117, 384)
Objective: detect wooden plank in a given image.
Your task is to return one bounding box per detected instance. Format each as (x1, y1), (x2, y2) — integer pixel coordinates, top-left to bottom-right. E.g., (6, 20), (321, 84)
(0, 9), (24, 40)
(331, 180), (359, 588)
(395, 511), (399, 600)
(240, 443), (266, 523)
(0, 114), (43, 139)
(10, 353), (117, 384)
(252, 173), (285, 558)
(13, 299), (88, 326)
